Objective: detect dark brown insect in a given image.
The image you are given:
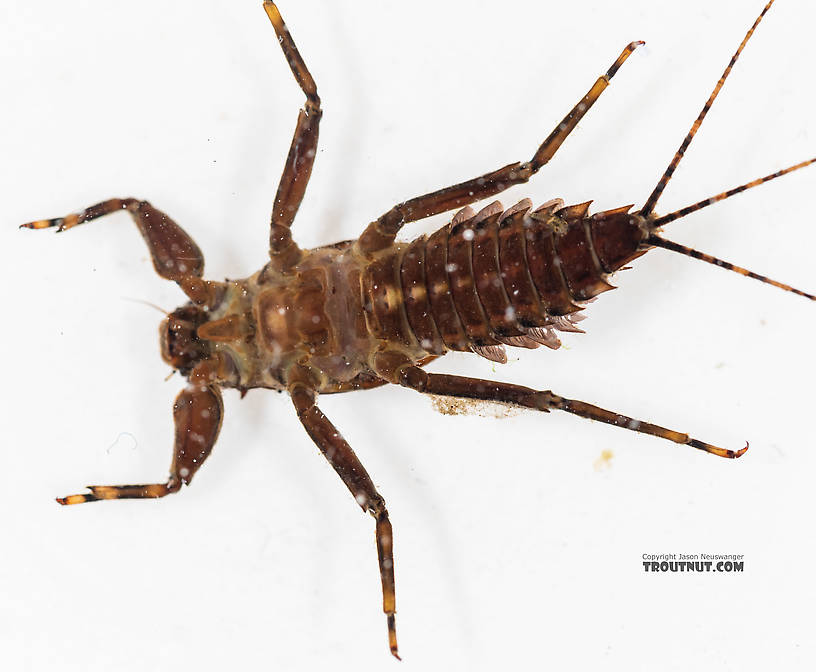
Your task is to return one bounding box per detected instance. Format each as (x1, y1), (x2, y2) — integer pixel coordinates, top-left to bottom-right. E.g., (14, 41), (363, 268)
(19, 0), (814, 659)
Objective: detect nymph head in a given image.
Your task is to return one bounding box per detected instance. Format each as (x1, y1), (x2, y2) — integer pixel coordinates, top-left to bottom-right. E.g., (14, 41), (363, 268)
(159, 305), (209, 374)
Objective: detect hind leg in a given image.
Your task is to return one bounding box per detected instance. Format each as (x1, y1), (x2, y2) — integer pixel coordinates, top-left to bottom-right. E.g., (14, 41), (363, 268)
(372, 353), (747, 460)
(358, 41), (644, 254)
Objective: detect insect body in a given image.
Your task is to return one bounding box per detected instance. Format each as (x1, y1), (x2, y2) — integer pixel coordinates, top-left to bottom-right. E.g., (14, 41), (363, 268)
(20, 0), (814, 659)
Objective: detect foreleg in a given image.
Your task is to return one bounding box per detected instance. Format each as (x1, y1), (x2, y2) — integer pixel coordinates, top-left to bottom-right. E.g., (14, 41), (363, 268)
(57, 363), (224, 505)
(20, 198), (219, 306)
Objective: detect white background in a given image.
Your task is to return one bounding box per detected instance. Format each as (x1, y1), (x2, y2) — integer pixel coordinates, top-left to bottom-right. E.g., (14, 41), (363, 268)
(2, 0), (815, 670)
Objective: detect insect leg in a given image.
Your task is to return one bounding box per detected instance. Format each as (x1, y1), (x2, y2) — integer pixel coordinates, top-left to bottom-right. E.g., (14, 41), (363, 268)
(288, 378), (399, 660)
(263, 1), (322, 272)
(358, 41), (644, 254)
(377, 358), (747, 460)
(57, 363), (223, 505)
(20, 198), (220, 307)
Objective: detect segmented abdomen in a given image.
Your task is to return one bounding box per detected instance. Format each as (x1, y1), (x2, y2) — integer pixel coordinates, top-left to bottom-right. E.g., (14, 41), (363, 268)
(363, 198), (643, 362)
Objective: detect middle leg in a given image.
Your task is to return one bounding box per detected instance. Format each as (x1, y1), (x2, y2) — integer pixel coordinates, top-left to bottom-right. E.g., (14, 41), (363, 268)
(358, 41), (644, 254)
(263, 1), (322, 272)
(288, 371), (400, 659)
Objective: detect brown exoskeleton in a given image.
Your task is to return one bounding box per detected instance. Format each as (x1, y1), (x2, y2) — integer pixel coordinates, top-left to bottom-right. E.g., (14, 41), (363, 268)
(20, 0), (815, 659)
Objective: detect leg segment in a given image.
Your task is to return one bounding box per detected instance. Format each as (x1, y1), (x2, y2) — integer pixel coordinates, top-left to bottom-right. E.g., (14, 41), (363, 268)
(288, 378), (399, 659)
(57, 364), (224, 505)
(387, 365), (747, 460)
(20, 198), (219, 307)
(358, 41), (644, 254)
(263, 1), (322, 271)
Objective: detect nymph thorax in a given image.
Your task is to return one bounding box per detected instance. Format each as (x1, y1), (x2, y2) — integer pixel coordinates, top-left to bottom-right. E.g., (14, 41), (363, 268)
(162, 240), (435, 395)
(251, 242), (389, 392)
